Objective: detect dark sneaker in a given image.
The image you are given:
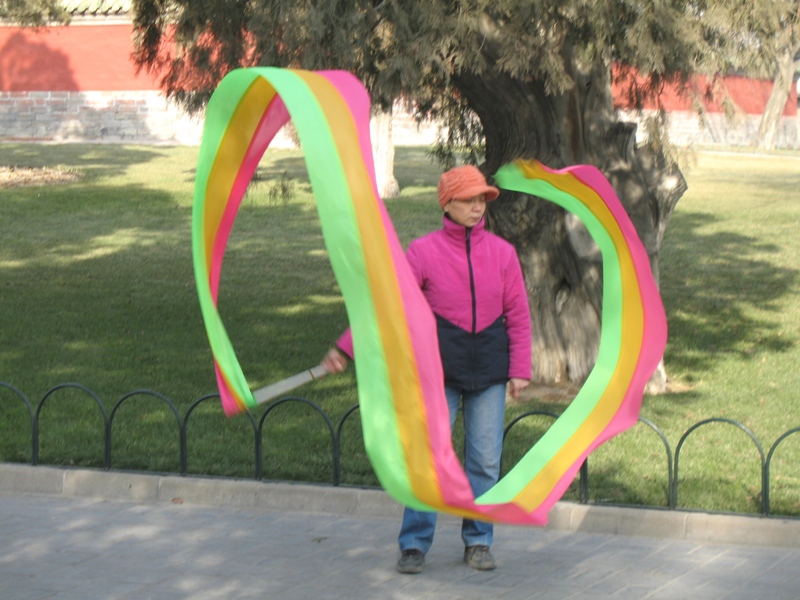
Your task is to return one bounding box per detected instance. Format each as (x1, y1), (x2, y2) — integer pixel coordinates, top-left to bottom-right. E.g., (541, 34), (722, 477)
(464, 545), (496, 570)
(397, 549), (425, 574)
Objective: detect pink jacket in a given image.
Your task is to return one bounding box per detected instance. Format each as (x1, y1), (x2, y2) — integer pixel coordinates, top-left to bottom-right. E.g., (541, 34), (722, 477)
(337, 215), (532, 381)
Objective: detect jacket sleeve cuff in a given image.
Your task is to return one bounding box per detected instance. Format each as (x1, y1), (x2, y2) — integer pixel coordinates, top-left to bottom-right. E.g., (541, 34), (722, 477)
(508, 358), (532, 381)
(335, 329), (354, 360)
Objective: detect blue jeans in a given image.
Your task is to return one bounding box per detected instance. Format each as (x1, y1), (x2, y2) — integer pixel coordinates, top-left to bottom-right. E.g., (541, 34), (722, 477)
(398, 382), (506, 553)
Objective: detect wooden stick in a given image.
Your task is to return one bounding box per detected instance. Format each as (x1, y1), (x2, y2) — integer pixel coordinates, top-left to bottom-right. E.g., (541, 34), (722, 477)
(252, 365), (329, 405)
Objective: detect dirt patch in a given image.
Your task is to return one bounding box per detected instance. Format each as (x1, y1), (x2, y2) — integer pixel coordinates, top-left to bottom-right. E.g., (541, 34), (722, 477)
(511, 382), (582, 405)
(663, 379), (694, 394)
(0, 166), (82, 188)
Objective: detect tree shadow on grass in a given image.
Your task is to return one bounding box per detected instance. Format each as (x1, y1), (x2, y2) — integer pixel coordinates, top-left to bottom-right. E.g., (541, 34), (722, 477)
(0, 144), (165, 184)
(0, 144), (444, 476)
(660, 210), (797, 379)
(0, 178), (371, 472)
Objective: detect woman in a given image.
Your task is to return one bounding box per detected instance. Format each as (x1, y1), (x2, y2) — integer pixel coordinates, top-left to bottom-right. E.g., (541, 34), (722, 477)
(323, 165), (532, 574)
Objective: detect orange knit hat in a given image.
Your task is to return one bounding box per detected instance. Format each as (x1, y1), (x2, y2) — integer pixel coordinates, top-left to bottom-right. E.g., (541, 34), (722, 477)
(437, 165), (500, 208)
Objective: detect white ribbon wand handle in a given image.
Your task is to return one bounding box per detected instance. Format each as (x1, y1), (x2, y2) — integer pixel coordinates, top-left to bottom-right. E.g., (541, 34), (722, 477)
(252, 365), (329, 405)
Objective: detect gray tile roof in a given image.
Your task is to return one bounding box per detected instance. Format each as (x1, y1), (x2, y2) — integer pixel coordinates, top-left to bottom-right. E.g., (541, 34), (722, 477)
(62, 1), (130, 16)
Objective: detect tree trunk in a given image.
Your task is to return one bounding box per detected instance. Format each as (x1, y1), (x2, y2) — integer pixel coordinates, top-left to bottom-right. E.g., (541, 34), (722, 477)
(454, 54), (686, 393)
(371, 106), (400, 199)
(757, 47), (798, 151)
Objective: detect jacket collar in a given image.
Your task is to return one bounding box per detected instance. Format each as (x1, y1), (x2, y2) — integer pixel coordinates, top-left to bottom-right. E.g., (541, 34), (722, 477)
(442, 214), (487, 243)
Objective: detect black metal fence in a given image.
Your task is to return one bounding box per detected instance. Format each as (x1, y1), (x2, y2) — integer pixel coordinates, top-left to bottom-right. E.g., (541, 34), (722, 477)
(2, 381), (799, 518)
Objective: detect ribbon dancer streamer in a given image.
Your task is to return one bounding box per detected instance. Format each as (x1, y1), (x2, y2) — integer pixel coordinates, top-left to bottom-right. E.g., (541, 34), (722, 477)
(193, 67), (667, 525)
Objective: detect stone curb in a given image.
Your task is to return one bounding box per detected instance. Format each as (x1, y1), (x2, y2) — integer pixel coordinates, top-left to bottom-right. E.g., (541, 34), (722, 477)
(2, 462), (799, 548)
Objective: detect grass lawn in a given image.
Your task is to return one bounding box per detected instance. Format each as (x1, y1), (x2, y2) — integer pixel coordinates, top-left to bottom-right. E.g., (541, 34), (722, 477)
(1, 143), (799, 516)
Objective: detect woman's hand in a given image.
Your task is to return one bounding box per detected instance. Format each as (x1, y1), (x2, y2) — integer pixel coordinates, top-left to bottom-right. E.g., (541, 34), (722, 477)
(508, 378), (530, 399)
(322, 347), (348, 373)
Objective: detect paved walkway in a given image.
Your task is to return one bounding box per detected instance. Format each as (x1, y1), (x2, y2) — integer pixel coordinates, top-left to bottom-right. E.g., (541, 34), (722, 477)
(2, 465), (800, 599)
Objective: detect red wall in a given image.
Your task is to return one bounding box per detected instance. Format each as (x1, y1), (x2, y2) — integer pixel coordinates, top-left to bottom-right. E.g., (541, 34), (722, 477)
(1, 23), (796, 117)
(0, 24), (159, 91)
(694, 74), (796, 116)
(611, 69), (797, 117)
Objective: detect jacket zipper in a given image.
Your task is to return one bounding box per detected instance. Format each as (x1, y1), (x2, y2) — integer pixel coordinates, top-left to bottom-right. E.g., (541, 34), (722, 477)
(465, 227), (477, 334)
(466, 227), (477, 389)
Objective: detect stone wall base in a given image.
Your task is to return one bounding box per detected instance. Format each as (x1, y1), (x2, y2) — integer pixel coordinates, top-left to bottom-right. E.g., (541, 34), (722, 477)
(1, 90), (797, 150)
